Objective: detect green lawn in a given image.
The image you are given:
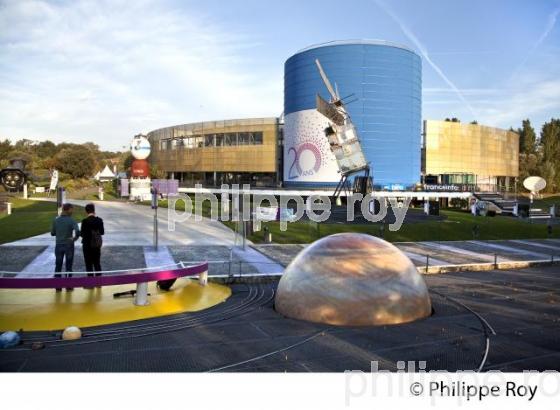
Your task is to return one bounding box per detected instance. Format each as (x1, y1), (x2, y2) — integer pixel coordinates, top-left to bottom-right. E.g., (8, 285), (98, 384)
(0, 198), (86, 245)
(141, 196), (560, 244)
(531, 195), (560, 209)
(246, 210), (560, 244)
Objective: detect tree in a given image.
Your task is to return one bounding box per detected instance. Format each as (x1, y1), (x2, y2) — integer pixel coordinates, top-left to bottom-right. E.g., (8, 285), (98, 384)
(35, 140), (57, 159)
(123, 153), (134, 172)
(14, 139), (34, 151)
(540, 118), (560, 164)
(539, 160), (557, 193)
(0, 139), (12, 161)
(470, 120), (478, 125)
(518, 119), (537, 154)
(150, 164), (166, 179)
(54, 145), (96, 178)
(517, 152), (539, 190)
(540, 118), (560, 192)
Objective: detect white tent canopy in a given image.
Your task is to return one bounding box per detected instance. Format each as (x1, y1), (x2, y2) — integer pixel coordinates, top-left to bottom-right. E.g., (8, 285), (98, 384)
(95, 165), (116, 181)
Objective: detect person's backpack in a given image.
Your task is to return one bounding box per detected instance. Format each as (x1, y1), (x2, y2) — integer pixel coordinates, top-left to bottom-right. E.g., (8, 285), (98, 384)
(90, 228), (103, 249)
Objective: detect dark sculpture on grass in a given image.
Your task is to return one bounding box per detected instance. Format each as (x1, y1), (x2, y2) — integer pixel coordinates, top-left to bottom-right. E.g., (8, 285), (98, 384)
(0, 158), (28, 192)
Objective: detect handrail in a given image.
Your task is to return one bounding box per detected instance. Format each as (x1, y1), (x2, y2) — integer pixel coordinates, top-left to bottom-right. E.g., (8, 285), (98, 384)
(0, 262), (208, 289)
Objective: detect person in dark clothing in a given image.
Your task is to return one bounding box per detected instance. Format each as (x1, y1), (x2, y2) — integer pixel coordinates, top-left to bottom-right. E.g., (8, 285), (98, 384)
(81, 203), (105, 278)
(51, 203), (80, 292)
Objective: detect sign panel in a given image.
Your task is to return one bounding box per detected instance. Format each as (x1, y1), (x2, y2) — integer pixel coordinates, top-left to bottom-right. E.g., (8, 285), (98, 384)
(120, 178), (129, 197)
(49, 169), (58, 191)
(256, 206), (278, 221)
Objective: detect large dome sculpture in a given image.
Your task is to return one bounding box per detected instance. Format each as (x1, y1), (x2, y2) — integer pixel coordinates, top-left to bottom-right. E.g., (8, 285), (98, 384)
(275, 233), (432, 326)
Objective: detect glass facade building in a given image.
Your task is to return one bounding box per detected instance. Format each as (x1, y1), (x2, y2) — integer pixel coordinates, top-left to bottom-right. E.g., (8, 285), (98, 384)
(147, 118), (280, 187)
(283, 40), (422, 189)
(423, 120), (519, 192)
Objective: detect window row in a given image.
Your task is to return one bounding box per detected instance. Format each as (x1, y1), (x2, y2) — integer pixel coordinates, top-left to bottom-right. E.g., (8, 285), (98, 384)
(159, 132), (264, 150)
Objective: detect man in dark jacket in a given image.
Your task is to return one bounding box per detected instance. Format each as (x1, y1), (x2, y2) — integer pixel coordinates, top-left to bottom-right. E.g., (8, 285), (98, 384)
(51, 203), (80, 292)
(81, 203), (105, 277)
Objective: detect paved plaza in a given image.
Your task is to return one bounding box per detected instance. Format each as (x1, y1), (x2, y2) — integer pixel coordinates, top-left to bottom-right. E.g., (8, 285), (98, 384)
(2, 264), (559, 372)
(2, 200), (560, 372)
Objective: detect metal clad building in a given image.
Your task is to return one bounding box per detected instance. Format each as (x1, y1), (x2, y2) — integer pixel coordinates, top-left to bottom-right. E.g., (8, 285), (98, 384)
(147, 118), (279, 187)
(283, 40), (422, 189)
(423, 120), (519, 192)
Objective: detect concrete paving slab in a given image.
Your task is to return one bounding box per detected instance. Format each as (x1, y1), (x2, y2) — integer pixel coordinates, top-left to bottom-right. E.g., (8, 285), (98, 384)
(143, 246), (176, 269)
(0, 246), (47, 274)
(510, 239), (560, 253)
(251, 244), (306, 267)
(231, 247), (284, 275)
(494, 240), (560, 259)
(18, 245), (56, 277)
(396, 242), (465, 265)
(422, 241), (496, 262)
(468, 240), (550, 260)
(3, 199), (245, 247)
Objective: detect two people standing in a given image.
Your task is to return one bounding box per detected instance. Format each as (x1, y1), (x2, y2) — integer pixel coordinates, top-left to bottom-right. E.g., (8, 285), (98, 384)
(51, 202), (104, 291)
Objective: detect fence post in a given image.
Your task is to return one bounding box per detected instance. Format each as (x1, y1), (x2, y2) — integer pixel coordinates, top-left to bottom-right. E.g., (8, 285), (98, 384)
(425, 255), (429, 273)
(134, 282), (149, 306)
(199, 271), (208, 286)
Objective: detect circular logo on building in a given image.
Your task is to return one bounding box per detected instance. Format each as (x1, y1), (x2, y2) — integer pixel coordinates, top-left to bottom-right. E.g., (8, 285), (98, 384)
(130, 135), (151, 160)
(288, 142), (322, 179)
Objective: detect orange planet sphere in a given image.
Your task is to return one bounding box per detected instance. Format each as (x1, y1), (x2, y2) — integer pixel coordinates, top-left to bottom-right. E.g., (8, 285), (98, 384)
(131, 159), (150, 178)
(275, 233), (432, 326)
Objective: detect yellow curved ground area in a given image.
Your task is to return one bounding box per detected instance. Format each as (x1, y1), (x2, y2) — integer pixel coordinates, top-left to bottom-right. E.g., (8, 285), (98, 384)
(0, 279), (231, 331)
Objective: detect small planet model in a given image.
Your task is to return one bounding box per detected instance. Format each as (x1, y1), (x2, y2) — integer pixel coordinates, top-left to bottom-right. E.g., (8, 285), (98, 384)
(130, 135), (151, 160)
(0, 331), (20, 348)
(62, 326), (82, 341)
(131, 159), (150, 178)
(275, 233), (432, 326)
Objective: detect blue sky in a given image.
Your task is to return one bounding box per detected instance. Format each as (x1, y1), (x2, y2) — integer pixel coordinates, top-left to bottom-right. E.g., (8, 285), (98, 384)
(0, 0), (559, 150)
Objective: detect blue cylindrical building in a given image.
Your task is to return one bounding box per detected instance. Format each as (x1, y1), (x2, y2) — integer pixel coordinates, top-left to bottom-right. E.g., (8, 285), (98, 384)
(283, 40), (421, 189)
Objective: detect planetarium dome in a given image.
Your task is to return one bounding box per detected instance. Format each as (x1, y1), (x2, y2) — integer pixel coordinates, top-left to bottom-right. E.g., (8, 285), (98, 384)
(275, 233), (432, 326)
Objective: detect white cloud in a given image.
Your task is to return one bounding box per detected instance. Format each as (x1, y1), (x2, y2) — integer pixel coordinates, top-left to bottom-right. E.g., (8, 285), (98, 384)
(0, 0), (281, 150)
(476, 79), (560, 127)
(423, 77), (560, 131)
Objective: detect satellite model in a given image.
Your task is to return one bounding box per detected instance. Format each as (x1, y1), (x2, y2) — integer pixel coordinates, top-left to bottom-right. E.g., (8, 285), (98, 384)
(314, 59), (371, 198)
(523, 176), (546, 203)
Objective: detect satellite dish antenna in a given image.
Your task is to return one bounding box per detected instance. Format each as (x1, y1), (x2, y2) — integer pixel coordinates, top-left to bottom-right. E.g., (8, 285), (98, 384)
(523, 176), (546, 193)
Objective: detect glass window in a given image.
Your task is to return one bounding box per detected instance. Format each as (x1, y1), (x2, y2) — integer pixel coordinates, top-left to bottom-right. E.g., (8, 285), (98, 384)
(238, 132), (250, 145)
(224, 133), (237, 146)
(204, 134), (214, 147)
(215, 133), (224, 146)
(184, 137), (195, 149)
(195, 136), (204, 148)
(252, 132), (263, 145)
(160, 140), (167, 150)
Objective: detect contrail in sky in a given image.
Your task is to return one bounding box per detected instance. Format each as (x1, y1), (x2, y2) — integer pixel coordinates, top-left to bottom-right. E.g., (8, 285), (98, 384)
(512, 6), (560, 78)
(373, 0), (477, 118)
